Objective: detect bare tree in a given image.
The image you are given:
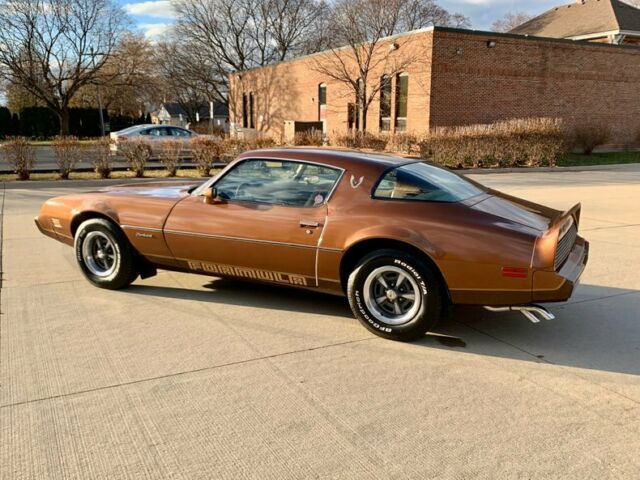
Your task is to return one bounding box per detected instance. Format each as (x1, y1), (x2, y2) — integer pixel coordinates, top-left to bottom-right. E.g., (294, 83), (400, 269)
(155, 40), (223, 124)
(313, 0), (468, 132)
(491, 11), (534, 33)
(0, 0), (129, 133)
(384, 0), (470, 35)
(73, 34), (163, 117)
(171, 0), (328, 96)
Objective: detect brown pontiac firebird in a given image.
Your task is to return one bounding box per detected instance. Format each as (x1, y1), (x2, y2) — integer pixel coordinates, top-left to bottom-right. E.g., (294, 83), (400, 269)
(36, 148), (588, 341)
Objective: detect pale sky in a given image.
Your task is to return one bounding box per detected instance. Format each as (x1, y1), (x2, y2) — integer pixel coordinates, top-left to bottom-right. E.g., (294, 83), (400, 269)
(120, 0), (566, 39)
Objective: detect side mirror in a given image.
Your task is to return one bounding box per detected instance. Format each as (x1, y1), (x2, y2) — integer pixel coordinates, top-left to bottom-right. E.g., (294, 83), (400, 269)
(202, 186), (223, 205)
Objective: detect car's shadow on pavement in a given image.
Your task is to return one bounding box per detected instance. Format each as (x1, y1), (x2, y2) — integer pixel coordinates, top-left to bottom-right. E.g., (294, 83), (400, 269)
(131, 278), (355, 319)
(130, 280), (640, 376)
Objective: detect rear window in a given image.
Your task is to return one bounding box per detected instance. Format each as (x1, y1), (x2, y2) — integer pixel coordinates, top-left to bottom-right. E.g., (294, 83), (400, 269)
(373, 162), (485, 203)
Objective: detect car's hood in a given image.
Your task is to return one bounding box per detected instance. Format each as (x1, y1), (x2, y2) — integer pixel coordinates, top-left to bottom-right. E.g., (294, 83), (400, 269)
(470, 190), (562, 233)
(101, 181), (201, 199)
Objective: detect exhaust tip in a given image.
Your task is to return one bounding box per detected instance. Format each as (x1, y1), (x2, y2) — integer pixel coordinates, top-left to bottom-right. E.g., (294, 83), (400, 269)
(484, 304), (555, 323)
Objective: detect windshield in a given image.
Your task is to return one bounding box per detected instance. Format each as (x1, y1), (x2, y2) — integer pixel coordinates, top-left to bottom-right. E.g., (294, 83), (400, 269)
(116, 125), (144, 135)
(373, 162), (485, 203)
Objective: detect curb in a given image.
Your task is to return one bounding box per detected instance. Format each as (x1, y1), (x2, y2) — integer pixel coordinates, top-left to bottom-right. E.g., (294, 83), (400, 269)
(461, 163), (640, 174)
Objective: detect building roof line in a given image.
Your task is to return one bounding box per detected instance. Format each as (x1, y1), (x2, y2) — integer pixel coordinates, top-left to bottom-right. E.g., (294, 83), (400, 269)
(231, 26), (436, 77)
(229, 23), (640, 79)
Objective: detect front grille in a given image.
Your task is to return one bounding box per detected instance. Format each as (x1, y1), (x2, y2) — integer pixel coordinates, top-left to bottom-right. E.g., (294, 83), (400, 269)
(555, 221), (578, 270)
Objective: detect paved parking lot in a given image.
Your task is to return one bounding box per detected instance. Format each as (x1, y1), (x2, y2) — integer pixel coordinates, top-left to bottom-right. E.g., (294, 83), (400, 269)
(1, 165), (640, 479)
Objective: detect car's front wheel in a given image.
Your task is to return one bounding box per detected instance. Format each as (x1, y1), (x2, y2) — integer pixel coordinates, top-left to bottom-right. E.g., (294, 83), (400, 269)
(347, 249), (443, 341)
(74, 218), (139, 289)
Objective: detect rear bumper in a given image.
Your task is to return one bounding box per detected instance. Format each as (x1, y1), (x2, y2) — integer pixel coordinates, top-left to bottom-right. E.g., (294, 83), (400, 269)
(532, 236), (589, 302)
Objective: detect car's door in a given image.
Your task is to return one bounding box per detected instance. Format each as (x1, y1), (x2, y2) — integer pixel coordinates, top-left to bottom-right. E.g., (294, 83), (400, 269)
(169, 127), (193, 156)
(140, 126), (171, 156)
(163, 158), (343, 287)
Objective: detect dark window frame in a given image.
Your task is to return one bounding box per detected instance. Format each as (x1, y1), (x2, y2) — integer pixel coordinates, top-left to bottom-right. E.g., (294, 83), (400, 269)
(249, 92), (255, 129)
(242, 93), (249, 128)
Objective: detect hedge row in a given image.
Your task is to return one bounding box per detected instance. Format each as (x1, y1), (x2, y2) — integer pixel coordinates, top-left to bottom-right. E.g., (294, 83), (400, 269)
(0, 106), (149, 139)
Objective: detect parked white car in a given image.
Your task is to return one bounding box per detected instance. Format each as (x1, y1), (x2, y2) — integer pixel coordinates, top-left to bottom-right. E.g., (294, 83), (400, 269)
(109, 124), (197, 158)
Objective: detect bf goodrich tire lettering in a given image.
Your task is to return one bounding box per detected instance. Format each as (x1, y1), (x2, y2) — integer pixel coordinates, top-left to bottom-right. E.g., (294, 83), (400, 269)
(347, 249), (442, 341)
(74, 218), (139, 290)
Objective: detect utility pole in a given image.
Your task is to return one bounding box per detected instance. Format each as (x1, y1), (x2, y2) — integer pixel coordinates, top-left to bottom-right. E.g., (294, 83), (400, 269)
(209, 101), (214, 134)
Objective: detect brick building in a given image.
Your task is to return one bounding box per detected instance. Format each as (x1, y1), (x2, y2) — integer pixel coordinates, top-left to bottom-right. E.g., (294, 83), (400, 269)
(229, 23), (640, 147)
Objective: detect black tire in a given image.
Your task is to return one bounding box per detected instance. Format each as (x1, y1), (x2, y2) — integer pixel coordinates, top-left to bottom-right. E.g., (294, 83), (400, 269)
(347, 249), (443, 341)
(74, 218), (139, 289)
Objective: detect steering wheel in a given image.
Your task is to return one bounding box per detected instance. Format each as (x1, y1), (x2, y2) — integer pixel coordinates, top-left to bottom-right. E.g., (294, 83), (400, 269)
(234, 181), (253, 199)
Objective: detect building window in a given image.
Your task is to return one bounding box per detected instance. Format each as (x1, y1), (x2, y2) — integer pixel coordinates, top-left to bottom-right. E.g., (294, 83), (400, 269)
(249, 92), (255, 129)
(318, 83), (327, 124)
(348, 103), (358, 131)
(356, 78), (364, 131)
(379, 75), (391, 132)
(318, 84), (327, 106)
(395, 73), (408, 132)
(242, 93), (248, 128)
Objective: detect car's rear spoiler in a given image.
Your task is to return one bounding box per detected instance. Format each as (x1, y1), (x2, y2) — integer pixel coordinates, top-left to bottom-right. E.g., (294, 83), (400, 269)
(550, 203), (582, 230)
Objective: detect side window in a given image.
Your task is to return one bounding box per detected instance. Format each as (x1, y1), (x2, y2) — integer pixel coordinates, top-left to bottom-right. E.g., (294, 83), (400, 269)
(374, 162), (484, 203)
(145, 128), (168, 137)
(215, 159), (341, 207)
(171, 128), (189, 137)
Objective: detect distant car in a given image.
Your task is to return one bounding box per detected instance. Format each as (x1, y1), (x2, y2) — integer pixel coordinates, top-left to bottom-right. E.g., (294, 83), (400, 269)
(109, 124), (197, 158)
(35, 148), (588, 341)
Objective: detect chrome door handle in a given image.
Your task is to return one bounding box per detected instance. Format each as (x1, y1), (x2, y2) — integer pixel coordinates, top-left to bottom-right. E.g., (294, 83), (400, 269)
(300, 220), (320, 228)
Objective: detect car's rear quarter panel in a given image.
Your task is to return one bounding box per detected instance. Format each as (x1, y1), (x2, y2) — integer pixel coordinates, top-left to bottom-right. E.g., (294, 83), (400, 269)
(320, 166), (541, 305)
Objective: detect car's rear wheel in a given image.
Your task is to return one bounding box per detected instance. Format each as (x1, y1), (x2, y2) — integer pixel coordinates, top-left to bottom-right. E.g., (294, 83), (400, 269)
(74, 218), (139, 289)
(347, 249), (443, 341)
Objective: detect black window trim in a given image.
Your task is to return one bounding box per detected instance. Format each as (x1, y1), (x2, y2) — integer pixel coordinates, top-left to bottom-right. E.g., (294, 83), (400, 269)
(204, 157), (346, 209)
(370, 160), (487, 203)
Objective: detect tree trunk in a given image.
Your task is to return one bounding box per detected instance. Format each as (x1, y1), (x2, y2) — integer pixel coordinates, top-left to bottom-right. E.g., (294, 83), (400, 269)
(58, 108), (70, 135)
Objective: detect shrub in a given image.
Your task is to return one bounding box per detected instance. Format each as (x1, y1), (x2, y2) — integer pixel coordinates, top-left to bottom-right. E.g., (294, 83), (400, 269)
(159, 139), (183, 177)
(90, 137), (113, 179)
(294, 130), (324, 146)
(418, 118), (566, 168)
(3, 137), (35, 180)
(571, 125), (612, 155)
(190, 122), (226, 137)
(52, 135), (82, 179)
(191, 136), (223, 176)
(120, 138), (151, 178)
(252, 136), (278, 149)
(219, 138), (249, 162)
(386, 132), (419, 155)
(331, 131), (388, 151)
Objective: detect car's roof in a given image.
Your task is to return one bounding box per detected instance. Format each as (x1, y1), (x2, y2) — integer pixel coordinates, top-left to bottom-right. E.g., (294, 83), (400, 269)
(237, 147), (417, 172)
(116, 124), (191, 134)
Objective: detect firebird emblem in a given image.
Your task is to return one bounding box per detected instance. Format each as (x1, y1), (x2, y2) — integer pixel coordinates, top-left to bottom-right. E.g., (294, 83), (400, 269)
(350, 175), (364, 189)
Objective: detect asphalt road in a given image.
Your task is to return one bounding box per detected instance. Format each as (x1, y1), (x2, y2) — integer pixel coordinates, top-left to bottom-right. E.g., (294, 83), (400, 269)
(1, 166), (640, 478)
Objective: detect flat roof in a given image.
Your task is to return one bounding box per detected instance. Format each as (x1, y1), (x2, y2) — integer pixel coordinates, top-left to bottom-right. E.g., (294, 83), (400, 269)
(229, 25), (640, 78)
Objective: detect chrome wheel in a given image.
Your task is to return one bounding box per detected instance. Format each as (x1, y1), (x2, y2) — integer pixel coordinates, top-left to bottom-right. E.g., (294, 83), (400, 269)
(82, 231), (117, 277)
(363, 266), (421, 325)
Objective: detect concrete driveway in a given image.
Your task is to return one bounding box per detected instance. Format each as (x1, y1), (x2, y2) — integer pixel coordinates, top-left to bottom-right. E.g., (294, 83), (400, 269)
(1, 166), (640, 479)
